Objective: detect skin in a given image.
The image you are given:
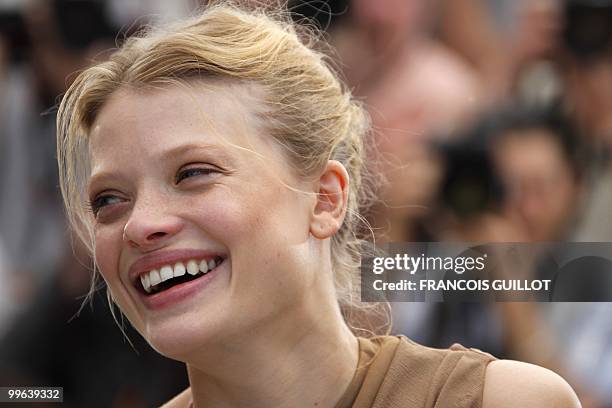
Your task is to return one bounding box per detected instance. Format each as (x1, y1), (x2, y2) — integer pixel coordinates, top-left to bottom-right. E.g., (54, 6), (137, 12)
(86, 78), (580, 407)
(484, 360), (582, 408)
(87, 79), (358, 408)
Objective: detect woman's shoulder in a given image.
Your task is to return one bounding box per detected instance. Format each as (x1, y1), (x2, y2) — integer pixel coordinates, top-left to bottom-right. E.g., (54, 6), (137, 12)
(159, 387), (191, 408)
(483, 360), (581, 408)
(361, 336), (579, 408)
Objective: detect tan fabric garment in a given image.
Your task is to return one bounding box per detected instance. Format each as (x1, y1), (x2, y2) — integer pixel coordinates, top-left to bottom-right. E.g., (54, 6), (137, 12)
(335, 336), (497, 408)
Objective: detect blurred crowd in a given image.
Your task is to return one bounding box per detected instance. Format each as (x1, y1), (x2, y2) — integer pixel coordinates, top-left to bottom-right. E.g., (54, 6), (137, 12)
(1, 0), (611, 407)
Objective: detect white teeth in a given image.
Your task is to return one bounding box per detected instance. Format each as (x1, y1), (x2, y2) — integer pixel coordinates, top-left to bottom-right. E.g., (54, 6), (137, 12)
(149, 269), (161, 286)
(187, 260), (199, 275)
(174, 262), (186, 277)
(142, 257), (224, 293)
(141, 274), (151, 293)
(160, 265), (173, 282)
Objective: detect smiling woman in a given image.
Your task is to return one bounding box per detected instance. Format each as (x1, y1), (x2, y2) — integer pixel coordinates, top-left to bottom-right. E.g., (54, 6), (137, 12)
(56, 2), (581, 408)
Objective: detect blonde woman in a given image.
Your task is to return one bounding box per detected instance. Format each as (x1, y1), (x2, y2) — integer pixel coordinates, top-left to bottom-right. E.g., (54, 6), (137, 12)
(56, 3), (581, 407)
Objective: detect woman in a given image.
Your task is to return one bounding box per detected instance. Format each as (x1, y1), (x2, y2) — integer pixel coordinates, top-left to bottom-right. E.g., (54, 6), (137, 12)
(56, 3), (580, 407)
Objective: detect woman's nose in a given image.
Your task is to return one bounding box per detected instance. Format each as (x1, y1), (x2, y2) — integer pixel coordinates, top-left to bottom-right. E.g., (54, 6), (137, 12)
(122, 200), (184, 250)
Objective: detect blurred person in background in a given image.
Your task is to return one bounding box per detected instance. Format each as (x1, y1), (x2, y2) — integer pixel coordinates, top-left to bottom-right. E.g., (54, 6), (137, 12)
(330, 0), (483, 245)
(391, 110), (549, 354)
(560, 0), (612, 242)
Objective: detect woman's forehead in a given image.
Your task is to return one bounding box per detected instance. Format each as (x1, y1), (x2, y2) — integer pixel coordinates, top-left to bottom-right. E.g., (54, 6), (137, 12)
(97, 80), (264, 133)
(89, 80), (268, 156)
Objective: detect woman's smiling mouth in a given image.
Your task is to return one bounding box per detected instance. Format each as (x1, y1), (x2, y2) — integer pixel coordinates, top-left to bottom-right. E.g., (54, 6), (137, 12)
(128, 249), (228, 309)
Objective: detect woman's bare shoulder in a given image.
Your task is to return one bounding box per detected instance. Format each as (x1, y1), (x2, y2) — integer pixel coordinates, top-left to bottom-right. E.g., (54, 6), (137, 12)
(483, 360), (581, 408)
(159, 387), (192, 408)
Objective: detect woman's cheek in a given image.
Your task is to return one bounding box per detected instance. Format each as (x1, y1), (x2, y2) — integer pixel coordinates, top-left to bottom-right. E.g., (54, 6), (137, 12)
(188, 190), (255, 241)
(94, 225), (123, 285)
(188, 189), (278, 271)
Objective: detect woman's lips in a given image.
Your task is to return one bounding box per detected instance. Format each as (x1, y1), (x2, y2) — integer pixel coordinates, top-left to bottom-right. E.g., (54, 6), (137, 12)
(138, 257), (226, 310)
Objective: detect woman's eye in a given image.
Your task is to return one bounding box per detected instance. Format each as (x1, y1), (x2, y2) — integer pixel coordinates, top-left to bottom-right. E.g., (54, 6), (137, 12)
(175, 167), (218, 183)
(89, 195), (124, 216)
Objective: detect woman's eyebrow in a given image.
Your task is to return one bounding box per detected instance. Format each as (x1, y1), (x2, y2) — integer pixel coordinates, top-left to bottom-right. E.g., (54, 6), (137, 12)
(162, 142), (231, 160)
(163, 143), (237, 169)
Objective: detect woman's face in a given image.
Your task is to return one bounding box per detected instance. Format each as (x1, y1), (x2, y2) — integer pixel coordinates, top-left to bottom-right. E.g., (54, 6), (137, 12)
(87, 80), (321, 359)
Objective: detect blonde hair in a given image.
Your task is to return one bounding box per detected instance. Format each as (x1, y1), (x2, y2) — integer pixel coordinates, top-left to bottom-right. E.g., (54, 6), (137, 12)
(57, 1), (390, 337)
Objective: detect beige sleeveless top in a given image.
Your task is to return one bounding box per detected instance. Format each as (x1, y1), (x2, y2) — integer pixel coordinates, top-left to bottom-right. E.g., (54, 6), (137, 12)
(335, 336), (497, 408)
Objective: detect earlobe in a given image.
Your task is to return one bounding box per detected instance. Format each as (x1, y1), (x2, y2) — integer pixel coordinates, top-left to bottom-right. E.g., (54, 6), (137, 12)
(311, 219), (341, 239)
(310, 160), (349, 240)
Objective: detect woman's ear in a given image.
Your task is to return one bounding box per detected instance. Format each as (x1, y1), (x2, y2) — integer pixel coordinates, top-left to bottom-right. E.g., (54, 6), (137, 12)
(310, 160), (349, 239)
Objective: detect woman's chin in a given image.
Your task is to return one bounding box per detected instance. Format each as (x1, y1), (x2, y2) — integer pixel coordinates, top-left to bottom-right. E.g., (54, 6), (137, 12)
(137, 287), (234, 360)
(143, 318), (222, 362)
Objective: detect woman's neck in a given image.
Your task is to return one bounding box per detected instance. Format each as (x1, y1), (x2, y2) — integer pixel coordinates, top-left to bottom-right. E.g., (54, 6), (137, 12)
(185, 295), (359, 408)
